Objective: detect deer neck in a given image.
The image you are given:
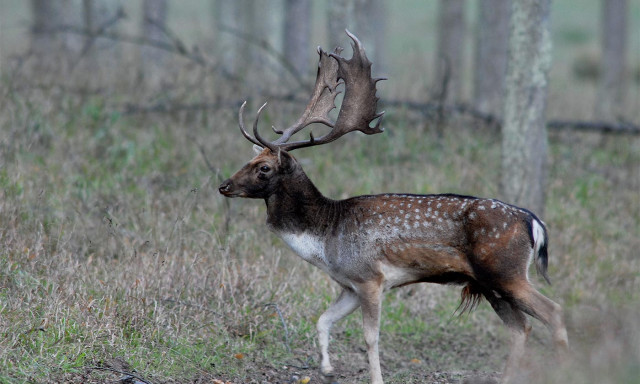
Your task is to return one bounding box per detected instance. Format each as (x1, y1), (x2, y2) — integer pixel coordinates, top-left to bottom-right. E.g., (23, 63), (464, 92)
(264, 169), (338, 235)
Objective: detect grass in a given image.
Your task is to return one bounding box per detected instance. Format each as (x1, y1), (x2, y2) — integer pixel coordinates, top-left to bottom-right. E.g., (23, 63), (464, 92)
(1, 2), (640, 382)
(1, 71), (638, 382)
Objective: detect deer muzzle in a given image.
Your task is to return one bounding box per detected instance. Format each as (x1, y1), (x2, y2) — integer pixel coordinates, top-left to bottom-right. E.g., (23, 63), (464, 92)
(218, 179), (235, 196)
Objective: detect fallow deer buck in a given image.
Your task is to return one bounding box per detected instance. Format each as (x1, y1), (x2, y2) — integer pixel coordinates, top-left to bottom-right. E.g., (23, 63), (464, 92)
(218, 31), (568, 384)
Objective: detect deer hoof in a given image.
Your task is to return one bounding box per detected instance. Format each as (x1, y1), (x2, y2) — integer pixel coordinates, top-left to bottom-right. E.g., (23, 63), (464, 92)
(321, 371), (338, 384)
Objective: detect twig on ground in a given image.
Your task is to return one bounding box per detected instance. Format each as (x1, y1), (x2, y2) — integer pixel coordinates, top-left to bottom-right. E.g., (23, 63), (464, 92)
(162, 298), (220, 316)
(263, 303), (292, 354)
(87, 366), (153, 384)
(285, 356), (313, 370)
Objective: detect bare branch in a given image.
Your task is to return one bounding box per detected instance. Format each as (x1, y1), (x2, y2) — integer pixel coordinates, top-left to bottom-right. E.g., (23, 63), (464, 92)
(70, 6), (127, 71)
(218, 25), (310, 89)
(48, 24), (210, 68)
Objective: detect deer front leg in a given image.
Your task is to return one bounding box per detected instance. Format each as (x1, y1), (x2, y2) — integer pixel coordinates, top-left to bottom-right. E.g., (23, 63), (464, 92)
(317, 288), (360, 382)
(359, 281), (384, 384)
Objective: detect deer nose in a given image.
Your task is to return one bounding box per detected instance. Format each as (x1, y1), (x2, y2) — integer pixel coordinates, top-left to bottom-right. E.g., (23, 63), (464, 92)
(218, 179), (233, 195)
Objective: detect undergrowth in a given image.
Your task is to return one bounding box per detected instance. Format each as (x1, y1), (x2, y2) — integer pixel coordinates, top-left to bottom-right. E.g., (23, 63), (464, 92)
(1, 45), (639, 384)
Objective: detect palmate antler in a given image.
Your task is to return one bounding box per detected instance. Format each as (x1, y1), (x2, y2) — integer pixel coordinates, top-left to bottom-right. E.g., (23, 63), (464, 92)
(239, 30), (386, 152)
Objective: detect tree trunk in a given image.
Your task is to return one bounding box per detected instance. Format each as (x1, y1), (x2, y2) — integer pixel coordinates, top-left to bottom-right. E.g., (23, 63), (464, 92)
(31, 0), (84, 57)
(352, 0), (386, 73)
(434, 0), (465, 104)
(214, 0), (240, 74)
(473, 0), (510, 117)
(82, 0), (123, 79)
(284, 0), (311, 78)
(327, 0), (353, 50)
(252, 1), (281, 84)
(326, 0), (386, 73)
(140, 0), (168, 80)
(596, 0), (628, 121)
(501, 0), (552, 216)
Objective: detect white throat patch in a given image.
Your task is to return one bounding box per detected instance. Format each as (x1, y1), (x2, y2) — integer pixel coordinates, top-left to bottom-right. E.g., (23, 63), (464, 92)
(279, 232), (327, 268)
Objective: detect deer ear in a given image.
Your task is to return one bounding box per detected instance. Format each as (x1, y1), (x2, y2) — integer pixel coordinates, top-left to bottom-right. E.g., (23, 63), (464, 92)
(276, 148), (295, 173)
(252, 144), (263, 155)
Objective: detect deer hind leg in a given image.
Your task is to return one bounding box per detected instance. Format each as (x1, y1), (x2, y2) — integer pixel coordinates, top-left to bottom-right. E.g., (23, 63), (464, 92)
(483, 289), (532, 383)
(510, 284), (569, 358)
(357, 280), (385, 384)
(317, 288), (360, 382)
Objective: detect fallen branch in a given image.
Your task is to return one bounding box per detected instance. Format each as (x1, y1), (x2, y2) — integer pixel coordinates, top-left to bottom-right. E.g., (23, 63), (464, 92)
(87, 366), (153, 384)
(386, 100), (640, 135)
(547, 119), (640, 134)
(120, 97), (640, 135)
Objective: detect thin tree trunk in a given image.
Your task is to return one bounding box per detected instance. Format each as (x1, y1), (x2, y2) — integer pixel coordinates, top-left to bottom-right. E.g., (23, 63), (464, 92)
(82, 0), (123, 77)
(473, 0), (510, 117)
(501, 0), (552, 216)
(596, 0), (628, 121)
(352, 0), (386, 73)
(251, 1), (281, 85)
(284, 0), (311, 77)
(327, 0), (353, 50)
(140, 0), (168, 80)
(214, 0), (254, 77)
(434, 0), (465, 103)
(31, 0), (84, 57)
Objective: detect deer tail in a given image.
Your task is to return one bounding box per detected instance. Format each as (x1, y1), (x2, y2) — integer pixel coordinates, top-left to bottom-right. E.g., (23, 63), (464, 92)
(531, 217), (551, 285)
(456, 282), (484, 316)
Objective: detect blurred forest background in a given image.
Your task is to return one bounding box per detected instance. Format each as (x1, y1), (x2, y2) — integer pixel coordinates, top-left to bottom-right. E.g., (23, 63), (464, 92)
(1, 1), (639, 383)
(1, 0), (639, 120)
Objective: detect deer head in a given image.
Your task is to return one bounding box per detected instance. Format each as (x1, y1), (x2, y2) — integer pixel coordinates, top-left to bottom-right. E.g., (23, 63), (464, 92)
(218, 146), (298, 199)
(219, 30), (385, 199)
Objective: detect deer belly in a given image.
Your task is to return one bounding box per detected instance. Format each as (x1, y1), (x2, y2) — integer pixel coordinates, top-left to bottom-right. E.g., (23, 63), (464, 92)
(380, 263), (419, 290)
(279, 232), (328, 269)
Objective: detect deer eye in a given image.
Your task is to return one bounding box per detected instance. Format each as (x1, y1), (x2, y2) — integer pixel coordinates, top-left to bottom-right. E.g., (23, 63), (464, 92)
(259, 165), (271, 173)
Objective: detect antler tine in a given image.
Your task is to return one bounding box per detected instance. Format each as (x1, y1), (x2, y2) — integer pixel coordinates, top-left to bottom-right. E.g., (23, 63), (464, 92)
(238, 101), (262, 147)
(238, 101), (279, 153)
(252, 102), (278, 152)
